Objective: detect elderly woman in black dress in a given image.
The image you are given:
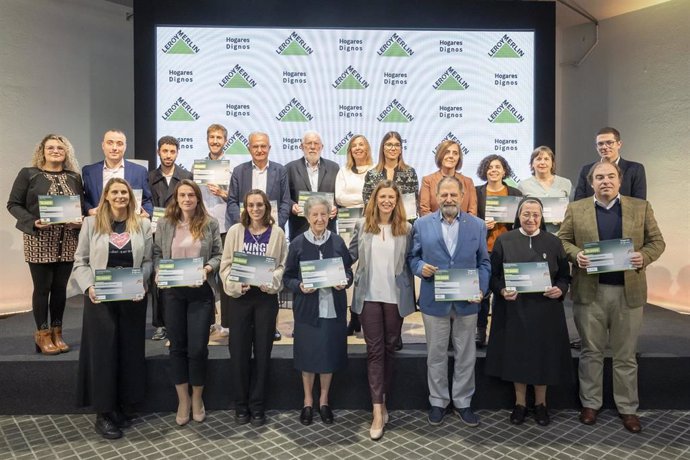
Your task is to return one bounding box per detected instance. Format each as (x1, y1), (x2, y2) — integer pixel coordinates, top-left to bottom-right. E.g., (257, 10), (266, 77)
(485, 197), (571, 426)
(283, 196), (353, 426)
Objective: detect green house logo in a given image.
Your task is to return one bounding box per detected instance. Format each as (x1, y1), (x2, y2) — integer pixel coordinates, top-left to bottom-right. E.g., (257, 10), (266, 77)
(488, 100), (524, 123)
(377, 33), (414, 57)
(331, 132), (355, 156)
(276, 32), (313, 55)
(223, 131), (250, 155)
(377, 99), (414, 123)
(219, 64), (257, 89)
(162, 97), (200, 121)
(488, 34), (524, 58)
(433, 132), (470, 156)
(332, 65), (369, 89)
(433, 67), (469, 90)
(276, 98), (314, 122)
(161, 30), (200, 54)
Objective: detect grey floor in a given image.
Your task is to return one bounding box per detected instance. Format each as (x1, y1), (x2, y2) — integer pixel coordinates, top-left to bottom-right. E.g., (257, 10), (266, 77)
(2, 409), (689, 460)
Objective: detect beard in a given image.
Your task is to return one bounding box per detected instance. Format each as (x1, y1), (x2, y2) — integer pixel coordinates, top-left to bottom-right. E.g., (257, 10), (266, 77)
(441, 203), (459, 219)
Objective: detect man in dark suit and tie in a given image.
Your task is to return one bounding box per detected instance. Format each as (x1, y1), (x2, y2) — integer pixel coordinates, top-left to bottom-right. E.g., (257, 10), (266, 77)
(407, 176), (490, 427)
(574, 127), (647, 200)
(82, 130), (153, 216)
(560, 161), (665, 433)
(225, 132), (291, 230)
(285, 131), (340, 241)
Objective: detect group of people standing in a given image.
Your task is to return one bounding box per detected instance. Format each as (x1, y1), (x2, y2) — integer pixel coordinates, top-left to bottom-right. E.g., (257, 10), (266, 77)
(7, 125), (664, 440)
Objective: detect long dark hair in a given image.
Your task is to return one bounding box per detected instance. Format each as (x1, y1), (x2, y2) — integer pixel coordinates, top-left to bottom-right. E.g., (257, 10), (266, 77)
(165, 179), (210, 240)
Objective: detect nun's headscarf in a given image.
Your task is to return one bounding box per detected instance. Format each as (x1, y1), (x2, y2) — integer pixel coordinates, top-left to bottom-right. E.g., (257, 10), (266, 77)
(513, 197), (548, 232)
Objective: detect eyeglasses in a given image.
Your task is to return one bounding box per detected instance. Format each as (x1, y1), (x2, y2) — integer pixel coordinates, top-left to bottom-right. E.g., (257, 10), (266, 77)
(596, 140), (618, 148)
(384, 143), (401, 150)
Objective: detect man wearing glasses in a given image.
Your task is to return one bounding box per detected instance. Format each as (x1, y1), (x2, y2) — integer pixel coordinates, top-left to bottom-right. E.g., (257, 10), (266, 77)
(573, 127), (647, 200)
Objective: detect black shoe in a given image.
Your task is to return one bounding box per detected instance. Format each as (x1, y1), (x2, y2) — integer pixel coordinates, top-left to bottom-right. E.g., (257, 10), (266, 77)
(300, 406), (313, 426)
(475, 328), (487, 348)
(250, 412), (266, 427)
(395, 336), (403, 351)
(510, 405), (528, 425)
(235, 409), (250, 425)
(273, 329), (282, 341)
(346, 312), (361, 336)
(319, 405), (334, 424)
(534, 404), (550, 426)
(151, 327), (167, 341)
(95, 414), (123, 439)
(107, 411), (132, 428)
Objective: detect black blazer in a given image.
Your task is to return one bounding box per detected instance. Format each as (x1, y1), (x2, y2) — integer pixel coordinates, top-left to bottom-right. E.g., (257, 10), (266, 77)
(148, 164), (193, 208)
(475, 182), (523, 221)
(285, 157), (340, 240)
(574, 157), (647, 200)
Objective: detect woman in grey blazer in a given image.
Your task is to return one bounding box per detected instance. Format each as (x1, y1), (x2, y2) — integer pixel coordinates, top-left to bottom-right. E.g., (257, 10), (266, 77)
(71, 178), (152, 440)
(349, 180), (415, 440)
(153, 180), (222, 427)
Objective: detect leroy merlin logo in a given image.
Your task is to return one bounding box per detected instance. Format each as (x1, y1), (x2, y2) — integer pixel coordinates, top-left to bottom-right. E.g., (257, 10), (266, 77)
(377, 99), (414, 123)
(433, 132), (470, 156)
(223, 131), (250, 155)
(488, 100), (524, 123)
(488, 34), (524, 58)
(162, 97), (200, 121)
(331, 132), (355, 156)
(332, 66), (369, 89)
(276, 98), (314, 122)
(276, 32), (313, 55)
(433, 67), (469, 90)
(161, 30), (200, 54)
(219, 64), (257, 89)
(376, 33), (414, 57)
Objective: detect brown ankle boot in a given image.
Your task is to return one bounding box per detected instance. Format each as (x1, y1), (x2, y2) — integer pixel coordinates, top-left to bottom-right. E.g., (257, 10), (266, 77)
(34, 329), (60, 355)
(51, 326), (70, 352)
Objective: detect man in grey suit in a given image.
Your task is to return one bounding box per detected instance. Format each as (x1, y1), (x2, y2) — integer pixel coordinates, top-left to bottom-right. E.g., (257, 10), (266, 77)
(285, 131), (340, 241)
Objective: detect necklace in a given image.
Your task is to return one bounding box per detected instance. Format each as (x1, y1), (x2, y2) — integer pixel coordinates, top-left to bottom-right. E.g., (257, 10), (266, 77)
(249, 226), (267, 244)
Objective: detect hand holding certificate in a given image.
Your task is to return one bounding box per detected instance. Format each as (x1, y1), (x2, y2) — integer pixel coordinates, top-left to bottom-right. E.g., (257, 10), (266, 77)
(503, 262), (552, 293)
(38, 195), (82, 224)
(192, 159), (231, 188)
(228, 252), (276, 288)
(300, 257), (347, 289)
(583, 238), (635, 274)
(157, 257), (205, 287)
(434, 269), (482, 302)
(94, 268), (145, 302)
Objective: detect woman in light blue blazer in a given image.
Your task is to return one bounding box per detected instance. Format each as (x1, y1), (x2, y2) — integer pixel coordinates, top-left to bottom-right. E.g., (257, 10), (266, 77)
(153, 179), (222, 427)
(349, 180), (415, 440)
(71, 178), (152, 440)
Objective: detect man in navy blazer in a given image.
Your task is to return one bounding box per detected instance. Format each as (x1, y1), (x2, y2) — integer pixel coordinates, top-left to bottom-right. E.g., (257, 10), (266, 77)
(285, 131), (340, 241)
(408, 176), (490, 427)
(574, 127), (646, 200)
(82, 130), (153, 216)
(225, 132), (291, 230)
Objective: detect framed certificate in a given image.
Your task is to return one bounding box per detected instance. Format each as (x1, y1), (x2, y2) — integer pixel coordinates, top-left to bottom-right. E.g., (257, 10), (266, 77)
(484, 195), (522, 223)
(300, 257), (347, 289)
(38, 195), (82, 224)
(584, 238), (635, 274)
(157, 257), (205, 287)
(192, 159), (231, 188)
(94, 268), (145, 302)
(336, 207), (363, 245)
(539, 197), (569, 223)
(503, 262), (552, 293)
(401, 192), (417, 220)
(297, 191), (334, 217)
(228, 252), (276, 286)
(434, 269), (482, 301)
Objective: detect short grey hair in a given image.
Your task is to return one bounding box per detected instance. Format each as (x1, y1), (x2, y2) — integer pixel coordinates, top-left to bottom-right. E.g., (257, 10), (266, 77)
(304, 195), (331, 217)
(302, 130), (322, 145)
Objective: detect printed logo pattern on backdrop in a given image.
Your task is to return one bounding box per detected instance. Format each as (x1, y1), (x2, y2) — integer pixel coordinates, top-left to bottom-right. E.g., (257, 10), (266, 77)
(156, 27), (534, 183)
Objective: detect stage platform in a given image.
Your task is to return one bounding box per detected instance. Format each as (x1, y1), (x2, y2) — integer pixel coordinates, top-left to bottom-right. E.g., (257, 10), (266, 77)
(1, 298), (689, 415)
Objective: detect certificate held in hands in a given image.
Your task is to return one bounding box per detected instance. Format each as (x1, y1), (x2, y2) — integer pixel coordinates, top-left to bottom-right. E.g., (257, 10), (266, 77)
(584, 238), (635, 274)
(503, 262), (552, 293)
(94, 268), (145, 302)
(484, 196), (522, 223)
(158, 257), (204, 287)
(192, 159), (231, 188)
(228, 252), (276, 287)
(38, 195), (82, 224)
(434, 269), (481, 301)
(336, 208), (363, 245)
(300, 257), (347, 289)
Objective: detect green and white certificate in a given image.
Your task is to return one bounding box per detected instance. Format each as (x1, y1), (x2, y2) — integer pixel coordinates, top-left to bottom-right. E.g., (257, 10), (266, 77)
(150, 207), (166, 233)
(228, 252), (276, 286)
(192, 159), (231, 188)
(157, 257), (204, 287)
(584, 238), (635, 274)
(94, 268), (145, 302)
(336, 208), (363, 245)
(539, 197), (569, 223)
(434, 269), (482, 301)
(300, 257), (347, 289)
(484, 195), (522, 223)
(38, 195), (82, 224)
(401, 192), (417, 220)
(503, 262), (552, 293)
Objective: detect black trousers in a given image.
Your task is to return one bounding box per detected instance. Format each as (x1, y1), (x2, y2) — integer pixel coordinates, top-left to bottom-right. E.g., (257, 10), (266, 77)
(150, 275), (165, 328)
(228, 288), (278, 413)
(27, 262), (73, 329)
(77, 296), (146, 413)
(162, 283), (214, 386)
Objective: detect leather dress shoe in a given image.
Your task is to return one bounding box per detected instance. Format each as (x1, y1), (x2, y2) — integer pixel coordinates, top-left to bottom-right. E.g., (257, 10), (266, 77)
(95, 414), (123, 439)
(510, 404), (527, 425)
(579, 407), (597, 425)
(620, 414), (642, 433)
(300, 406), (313, 426)
(235, 409), (250, 425)
(319, 405), (334, 424)
(533, 404), (550, 426)
(250, 412), (266, 427)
